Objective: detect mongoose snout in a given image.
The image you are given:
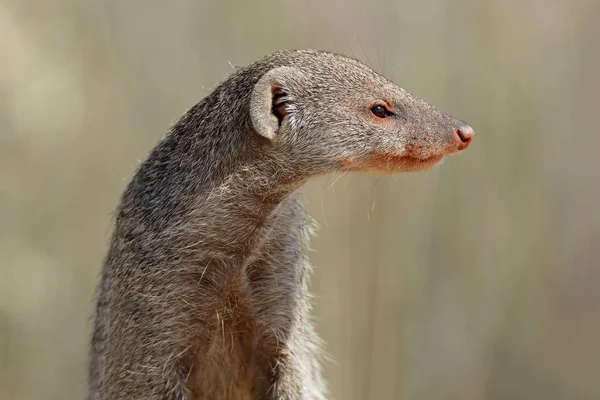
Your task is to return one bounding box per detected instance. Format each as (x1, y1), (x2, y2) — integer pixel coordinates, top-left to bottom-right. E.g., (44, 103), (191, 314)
(455, 124), (475, 151)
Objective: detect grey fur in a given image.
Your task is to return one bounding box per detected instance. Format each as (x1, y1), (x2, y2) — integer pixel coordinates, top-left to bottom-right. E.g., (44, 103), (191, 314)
(88, 49), (473, 400)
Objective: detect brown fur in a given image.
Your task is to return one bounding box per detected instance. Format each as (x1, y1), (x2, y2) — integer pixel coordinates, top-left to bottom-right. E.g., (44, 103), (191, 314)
(87, 49), (473, 400)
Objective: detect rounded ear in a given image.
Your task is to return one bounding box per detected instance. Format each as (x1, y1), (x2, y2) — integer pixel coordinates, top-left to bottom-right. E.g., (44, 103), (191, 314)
(249, 66), (304, 140)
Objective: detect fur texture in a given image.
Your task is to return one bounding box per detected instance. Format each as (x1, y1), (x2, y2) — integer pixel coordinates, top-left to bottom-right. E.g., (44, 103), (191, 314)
(88, 49), (473, 400)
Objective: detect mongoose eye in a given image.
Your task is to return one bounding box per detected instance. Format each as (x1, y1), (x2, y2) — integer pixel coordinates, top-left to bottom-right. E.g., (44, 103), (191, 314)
(370, 104), (394, 119)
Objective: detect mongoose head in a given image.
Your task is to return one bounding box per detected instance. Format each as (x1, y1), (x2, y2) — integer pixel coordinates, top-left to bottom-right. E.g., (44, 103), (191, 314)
(249, 50), (474, 175)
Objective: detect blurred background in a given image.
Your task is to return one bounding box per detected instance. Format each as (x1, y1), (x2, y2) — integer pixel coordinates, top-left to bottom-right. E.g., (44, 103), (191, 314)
(1, 0), (599, 399)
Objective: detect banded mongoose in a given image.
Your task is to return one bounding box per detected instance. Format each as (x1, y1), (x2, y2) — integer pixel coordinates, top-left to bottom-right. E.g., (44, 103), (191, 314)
(88, 49), (474, 400)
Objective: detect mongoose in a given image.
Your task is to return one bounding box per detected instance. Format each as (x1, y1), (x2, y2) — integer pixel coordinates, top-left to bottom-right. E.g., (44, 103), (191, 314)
(88, 49), (474, 400)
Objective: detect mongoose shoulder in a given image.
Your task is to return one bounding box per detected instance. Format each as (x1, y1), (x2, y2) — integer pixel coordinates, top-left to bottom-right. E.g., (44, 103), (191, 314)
(88, 49), (474, 400)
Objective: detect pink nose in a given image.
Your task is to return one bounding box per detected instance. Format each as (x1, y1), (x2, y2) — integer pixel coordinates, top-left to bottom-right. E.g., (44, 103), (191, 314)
(455, 125), (474, 150)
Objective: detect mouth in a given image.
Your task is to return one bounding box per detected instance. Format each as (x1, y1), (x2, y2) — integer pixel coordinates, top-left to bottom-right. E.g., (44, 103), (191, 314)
(378, 153), (445, 172)
(401, 154), (444, 166)
(341, 152), (445, 173)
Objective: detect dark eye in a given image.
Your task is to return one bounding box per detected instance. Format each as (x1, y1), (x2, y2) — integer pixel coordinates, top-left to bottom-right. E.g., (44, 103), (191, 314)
(371, 104), (394, 118)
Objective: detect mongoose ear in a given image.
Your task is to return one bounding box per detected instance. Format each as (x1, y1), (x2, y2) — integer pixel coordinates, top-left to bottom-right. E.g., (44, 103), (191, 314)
(249, 66), (303, 140)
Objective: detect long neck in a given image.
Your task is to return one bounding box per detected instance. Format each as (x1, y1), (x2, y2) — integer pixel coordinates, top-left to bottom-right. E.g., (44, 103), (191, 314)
(175, 158), (304, 261)
(114, 110), (304, 267)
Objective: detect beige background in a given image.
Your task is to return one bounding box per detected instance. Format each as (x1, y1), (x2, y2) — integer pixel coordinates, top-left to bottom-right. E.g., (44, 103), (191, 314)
(1, 0), (599, 399)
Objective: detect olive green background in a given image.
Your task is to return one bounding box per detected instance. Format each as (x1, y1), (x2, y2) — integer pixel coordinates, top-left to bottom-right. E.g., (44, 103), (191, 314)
(1, 1), (599, 399)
